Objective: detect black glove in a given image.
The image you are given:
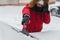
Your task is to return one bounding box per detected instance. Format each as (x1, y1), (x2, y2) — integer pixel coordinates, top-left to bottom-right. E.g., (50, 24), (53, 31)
(22, 14), (30, 25)
(22, 28), (29, 36)
(43, 4), (49, 13)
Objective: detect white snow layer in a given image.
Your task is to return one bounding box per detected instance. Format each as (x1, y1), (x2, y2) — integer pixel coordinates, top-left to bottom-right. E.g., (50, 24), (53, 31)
(0, 6), (60, 40)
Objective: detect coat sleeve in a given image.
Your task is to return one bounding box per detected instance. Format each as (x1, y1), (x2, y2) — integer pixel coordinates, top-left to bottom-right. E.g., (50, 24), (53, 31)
(22, 5), (30, 25)
(22, 6), (30, 16)
(43, 12), (50, 24)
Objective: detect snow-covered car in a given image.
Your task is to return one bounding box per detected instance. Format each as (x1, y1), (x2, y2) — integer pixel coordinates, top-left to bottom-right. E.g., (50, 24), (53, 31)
(49, 1), (60, 17)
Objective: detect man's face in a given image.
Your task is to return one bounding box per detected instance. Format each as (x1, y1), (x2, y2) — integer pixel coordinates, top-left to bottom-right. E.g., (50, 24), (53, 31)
(37, 0), (44, 5)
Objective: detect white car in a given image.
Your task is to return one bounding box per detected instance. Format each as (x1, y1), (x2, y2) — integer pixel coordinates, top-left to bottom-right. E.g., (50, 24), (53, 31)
(49, 1), (60, 17)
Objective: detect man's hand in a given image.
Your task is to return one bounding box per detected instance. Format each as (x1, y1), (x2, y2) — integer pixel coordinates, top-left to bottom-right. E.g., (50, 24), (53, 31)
(22, 14), (30, 25)
(43, 4), (49, 13)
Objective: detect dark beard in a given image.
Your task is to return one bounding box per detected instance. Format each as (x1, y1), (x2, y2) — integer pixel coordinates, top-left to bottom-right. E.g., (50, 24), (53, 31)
(30, 4), (43, 12)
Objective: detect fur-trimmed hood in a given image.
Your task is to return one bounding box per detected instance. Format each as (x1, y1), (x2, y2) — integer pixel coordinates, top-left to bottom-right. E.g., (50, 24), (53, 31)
(29, 0), (39, 8)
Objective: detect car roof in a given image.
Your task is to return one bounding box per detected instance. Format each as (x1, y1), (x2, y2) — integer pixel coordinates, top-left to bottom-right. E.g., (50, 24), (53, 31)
(49, 1), (60, 6)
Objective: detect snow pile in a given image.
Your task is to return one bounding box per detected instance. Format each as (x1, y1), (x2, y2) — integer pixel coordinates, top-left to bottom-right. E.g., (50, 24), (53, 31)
(42, 16), (60, 32)
(0, 21), (60, 40)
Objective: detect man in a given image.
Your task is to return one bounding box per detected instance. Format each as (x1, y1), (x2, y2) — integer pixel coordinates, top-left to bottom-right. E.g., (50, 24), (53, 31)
(21, 0), (55, 36)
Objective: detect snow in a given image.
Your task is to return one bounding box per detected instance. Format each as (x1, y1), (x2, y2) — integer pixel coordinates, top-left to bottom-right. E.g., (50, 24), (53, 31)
(0, 5), (60, 40)
(0, 21), (37, 40)
(0, 6), (23, 30)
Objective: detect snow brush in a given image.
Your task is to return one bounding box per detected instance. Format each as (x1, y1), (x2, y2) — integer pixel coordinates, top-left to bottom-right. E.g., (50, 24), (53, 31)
(10, 25), (39, 40)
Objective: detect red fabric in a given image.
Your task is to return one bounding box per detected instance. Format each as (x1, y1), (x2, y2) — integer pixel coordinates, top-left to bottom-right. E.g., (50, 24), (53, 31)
(22, 4), (50, 33)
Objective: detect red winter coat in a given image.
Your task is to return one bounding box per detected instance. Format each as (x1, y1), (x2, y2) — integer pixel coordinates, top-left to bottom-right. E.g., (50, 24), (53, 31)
(22, 4), (50, 33)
